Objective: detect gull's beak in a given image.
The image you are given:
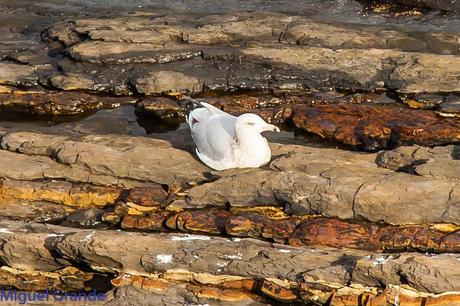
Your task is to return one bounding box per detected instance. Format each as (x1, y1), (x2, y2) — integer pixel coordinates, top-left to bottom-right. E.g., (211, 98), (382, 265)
(263, 124), (280, 132)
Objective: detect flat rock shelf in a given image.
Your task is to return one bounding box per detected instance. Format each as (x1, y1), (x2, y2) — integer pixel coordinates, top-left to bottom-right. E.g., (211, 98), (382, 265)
(0, 0), (460, 305)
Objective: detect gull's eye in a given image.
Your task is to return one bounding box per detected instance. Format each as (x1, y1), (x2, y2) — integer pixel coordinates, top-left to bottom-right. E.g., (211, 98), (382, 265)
(246, 122), (255, 126)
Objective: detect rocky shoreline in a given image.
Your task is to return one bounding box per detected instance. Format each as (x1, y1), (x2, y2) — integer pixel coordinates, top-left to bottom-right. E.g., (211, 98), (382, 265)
(0, 0), (459, 305)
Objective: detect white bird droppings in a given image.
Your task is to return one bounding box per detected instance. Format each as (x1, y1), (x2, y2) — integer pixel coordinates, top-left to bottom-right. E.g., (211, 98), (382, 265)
(171, 234), (211, 241)
(156, 254), (173, 264)
(372, 256), (392, 266)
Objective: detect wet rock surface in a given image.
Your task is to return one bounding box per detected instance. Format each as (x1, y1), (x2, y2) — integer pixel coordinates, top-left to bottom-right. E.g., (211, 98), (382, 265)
(388, 0), (460, 12)
(0, 0), (460, 304)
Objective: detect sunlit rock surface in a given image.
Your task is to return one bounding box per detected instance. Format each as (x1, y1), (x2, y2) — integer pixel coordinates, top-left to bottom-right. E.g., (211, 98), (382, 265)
(0, 0), (459, 304)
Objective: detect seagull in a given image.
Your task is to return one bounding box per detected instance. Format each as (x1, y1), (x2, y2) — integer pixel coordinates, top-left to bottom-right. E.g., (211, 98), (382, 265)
(183, 97), (280, 170)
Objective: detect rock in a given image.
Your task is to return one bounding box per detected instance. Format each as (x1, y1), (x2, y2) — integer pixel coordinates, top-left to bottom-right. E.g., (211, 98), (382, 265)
(390, 52), (460, 93)
(225, 213), (300, 243)
(390, 0), (460, 12)
(0, 131), (209, 187)
(109, 274), (266, 305)
(0, 219), (457, 301)
(0, 63), (37, 87)
(30, 13), (460, 95)
(54, 229), (364, 281)
(68, 41), (202, 64)
(121, 187), (169, 207)
(188, 144), (460, 225)
(352, 253), (460, 293)
(136, 97), (181, 118)
(63, 208), (107, 228)
(120, 214), (166, 231)
(54, 58), (133, 95)
(0, 200), (73, 223)
(2, 131), (459, 226)
(0, 179), (122, 208)
(99, 199), (460, 253)
(43, 21), (81, 46)
(1, 1), (460, 303)
(401, 94), (445, 110)
(376, 145), (460, 179)
(292, 103), (460, 150)
(353, 173), (457, 224)
(260, 279), (298, 302)
(166, 209), (231, 234)
(105, 284), (192, 306)
(133, 71), (203, 95)
(49, 75), (96, 91)
(439, 95), (460, 116)
(289, 217), (460, 253)
(0, 266), (94, 291)
(0, 91), (137, 115)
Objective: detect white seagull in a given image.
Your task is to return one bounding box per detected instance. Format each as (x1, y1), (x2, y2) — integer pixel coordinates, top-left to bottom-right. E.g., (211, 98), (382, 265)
(184, 97), (280, 170)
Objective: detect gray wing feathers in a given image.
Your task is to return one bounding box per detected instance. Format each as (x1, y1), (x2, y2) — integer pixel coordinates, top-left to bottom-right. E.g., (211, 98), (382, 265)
(189, 103), (236, 160)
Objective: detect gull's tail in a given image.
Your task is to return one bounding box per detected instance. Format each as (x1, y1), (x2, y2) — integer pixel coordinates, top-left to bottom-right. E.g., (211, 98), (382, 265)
(182, 97), (205, 124)
(166, 93), (205, 125)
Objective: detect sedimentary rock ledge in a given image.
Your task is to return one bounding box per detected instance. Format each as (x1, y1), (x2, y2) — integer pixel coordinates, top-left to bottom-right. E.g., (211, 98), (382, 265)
(0, 219), (458, 304)
(0, 1), (459, 304)
(0, 10), (459, 102)
(387, 0), (460, 12)
(1, 131), (459, 226)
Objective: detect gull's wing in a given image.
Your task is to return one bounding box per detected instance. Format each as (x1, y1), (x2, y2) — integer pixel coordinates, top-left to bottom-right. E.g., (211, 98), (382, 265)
(188, 103), (236, 162)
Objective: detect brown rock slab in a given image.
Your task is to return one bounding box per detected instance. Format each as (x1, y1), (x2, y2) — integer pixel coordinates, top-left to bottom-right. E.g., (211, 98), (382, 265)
(260, 279), (298, 302)
(292, 103), (460, 150)
(289, 217), (460, 253)
(0, 219), (458, 297)
(133, 71), (203, 95)
(188, 145), (459, 225)
(225, 213), (300, 243)
(352, 254), (460, 294)
(0, 63), (37, 87)
(0, 91), (137, 115)
(391, 0), (460, 12)
(136, 97), (181, 118)
(0, 266), (94, 291)
(166, 209), (230, 234)
(103, 202), (460, 253)
(68, 41), (202, 64)
(121, 186), (169, 207)
(0, 131), (209, 187)
(120, 214), (165, 231)
(0, 179), (122, 208)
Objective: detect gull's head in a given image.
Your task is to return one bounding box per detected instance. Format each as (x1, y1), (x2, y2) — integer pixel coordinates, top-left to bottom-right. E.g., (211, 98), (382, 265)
(235, 113), (280, 134)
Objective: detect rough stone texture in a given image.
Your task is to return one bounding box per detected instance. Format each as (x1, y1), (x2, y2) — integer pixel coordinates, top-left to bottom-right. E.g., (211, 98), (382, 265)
(0, 219), (456, 303)
(134, 71), (203, 95)
(376, 145), (460, 179)
(2, 9), (459, 100)
(1, 131), (460, 227)
(0, 131), (209, 187)
(390, 0), (460, 12)
(292, 103), (460, 150)
(0, 179), (122, 208)
(187, 143), (460, 225)
(0, 266), (94, 291)
(107, 202), (460, 253)
(0, 63), (37, 87)
(0, 92), (137, 115)
(1, 1), (460, 303)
